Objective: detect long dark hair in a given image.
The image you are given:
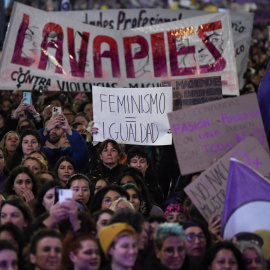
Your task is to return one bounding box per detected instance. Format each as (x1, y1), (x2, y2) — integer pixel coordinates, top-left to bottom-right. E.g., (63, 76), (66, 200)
(2, 166), (38, 198)
(33, 180), (60, 218)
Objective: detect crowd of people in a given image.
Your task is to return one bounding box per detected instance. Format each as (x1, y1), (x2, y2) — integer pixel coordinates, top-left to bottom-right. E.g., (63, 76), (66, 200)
(0, 2), (269, 270)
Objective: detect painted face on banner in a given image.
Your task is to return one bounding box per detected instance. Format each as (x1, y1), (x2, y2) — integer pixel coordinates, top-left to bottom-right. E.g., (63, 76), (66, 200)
(22, 26), (39, 61)
(196, 30), (224, 65)
(131, 43), (149, 78)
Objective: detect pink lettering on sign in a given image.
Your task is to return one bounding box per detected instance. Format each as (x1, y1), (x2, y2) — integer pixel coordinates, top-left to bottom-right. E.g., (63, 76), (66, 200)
(196, 21), (226, 73)
(231, 151), (262, 170)
(167, 27), (196, 76)
(67, 28), (90, 78)
(182, 119), (211, 133)
(203, 141), (235, 153)
(38, 22), (64, 74)
(11, 13), (34, 66)
(221, 111), (261, 124)
(93, 35), (121, 78)
(11, 14), (227, 80)
(151, 32), (168, 77)
(235, 130), (265, 146)
(123, 35), (149, 78)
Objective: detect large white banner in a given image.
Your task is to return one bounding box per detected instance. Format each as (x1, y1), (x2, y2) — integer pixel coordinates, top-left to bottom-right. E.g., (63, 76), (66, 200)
(56, 8), (253, 89)
(0, 3), (238, 95)
(92, 86), (173, 145)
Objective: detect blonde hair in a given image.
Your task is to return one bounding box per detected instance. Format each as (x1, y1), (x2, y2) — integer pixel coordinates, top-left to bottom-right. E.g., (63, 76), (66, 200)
(109, 197), (134, 212)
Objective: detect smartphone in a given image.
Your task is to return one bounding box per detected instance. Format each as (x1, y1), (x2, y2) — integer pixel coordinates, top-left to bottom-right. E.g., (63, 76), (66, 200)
(52, 107), (62, 114)
(23, 92), (31, 105)
(54, 188), (73, 204)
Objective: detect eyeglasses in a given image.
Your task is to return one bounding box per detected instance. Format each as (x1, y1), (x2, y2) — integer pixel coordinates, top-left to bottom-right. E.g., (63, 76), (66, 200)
(102, 196), (121, 205)
(162, 247), (185, 256)
(186, 233), (206, 243)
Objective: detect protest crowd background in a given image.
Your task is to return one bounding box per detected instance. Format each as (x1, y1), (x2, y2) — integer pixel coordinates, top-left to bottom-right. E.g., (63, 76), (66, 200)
(0, 0), (269, 270)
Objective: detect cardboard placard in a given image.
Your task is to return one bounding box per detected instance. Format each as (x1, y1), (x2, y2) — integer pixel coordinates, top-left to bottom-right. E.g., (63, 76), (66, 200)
(184, 136), (270, 222)
(168, 93), (269, 175)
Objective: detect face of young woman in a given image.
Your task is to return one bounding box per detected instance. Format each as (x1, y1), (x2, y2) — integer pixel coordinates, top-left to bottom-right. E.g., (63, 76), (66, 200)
(108, 235), (138, 269)
(101, 190), (121, 209)
(210, 249), (238, 270)
(70, 179), (90, 205)
(243, 249), (263, 270)
(0, 249), (18, 270)
(57, 161), (75, 186)
(13, 173), (33, 197)
(156, 236), (186, 270)
(94, 180), (108, 195)
(70, 239), (100, 270)
(166, 212), (187, 224)
(42, 188), (55, 212)
(21, 135), (40, 157)
(0, 231), (19, 250)
(5, 133), (19, 153)
(30, 237), (62, 270)
(96, 213), (112, 237)
(0, 204), (27, 230)
(23, 159), (41, 174)
(184, 226), (206, 260)
(126, 189), (140, 211)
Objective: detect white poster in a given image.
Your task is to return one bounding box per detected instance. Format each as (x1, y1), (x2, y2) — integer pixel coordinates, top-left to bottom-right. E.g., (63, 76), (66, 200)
(56, 8), (253, 90)
(92, 86), (173, 145)
(0, 3), (238, 95)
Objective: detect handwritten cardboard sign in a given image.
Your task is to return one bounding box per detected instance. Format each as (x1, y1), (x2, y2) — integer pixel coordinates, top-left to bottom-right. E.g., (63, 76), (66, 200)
(0, 3), (238, 95)
(161, 76), (222, 111)
(184, 136), (270, 222)
(92, 86), (172, 145)
(168, 93), (269, 175)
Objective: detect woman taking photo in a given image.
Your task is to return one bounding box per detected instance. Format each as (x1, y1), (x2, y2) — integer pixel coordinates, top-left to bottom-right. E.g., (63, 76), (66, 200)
(66, 173), (92, 209)
(60, 232), (101, 270)
(33, 180), (60, 218)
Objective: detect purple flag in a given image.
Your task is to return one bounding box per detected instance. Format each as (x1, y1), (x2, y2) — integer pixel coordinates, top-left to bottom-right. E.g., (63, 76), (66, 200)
(222, 158), (270, 240)
(257, 59), (270, 145)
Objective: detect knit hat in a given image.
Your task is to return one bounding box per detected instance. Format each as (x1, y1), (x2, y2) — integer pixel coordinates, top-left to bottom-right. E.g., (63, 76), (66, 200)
(99, 223), (136, 258)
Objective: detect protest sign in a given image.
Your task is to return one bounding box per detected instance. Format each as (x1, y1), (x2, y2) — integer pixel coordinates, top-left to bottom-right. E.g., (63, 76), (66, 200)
(0, 3), (238, 95)
(161, 76), (222, 111)
(56, 8), (253, 90)
(221, 159), (270, 250)
(168, 93), (269, 175)
(184, 136), (270, 222)
(92, 86), (172, 145)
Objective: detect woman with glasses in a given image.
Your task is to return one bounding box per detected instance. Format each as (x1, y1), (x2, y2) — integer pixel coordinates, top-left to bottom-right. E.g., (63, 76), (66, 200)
(90, 185), (129, 214)
(183, 220), (212, 265)
(144, 222), (194, 270)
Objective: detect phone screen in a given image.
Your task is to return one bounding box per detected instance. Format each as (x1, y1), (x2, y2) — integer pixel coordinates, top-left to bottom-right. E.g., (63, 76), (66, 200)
(23, 92), (31, 105)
